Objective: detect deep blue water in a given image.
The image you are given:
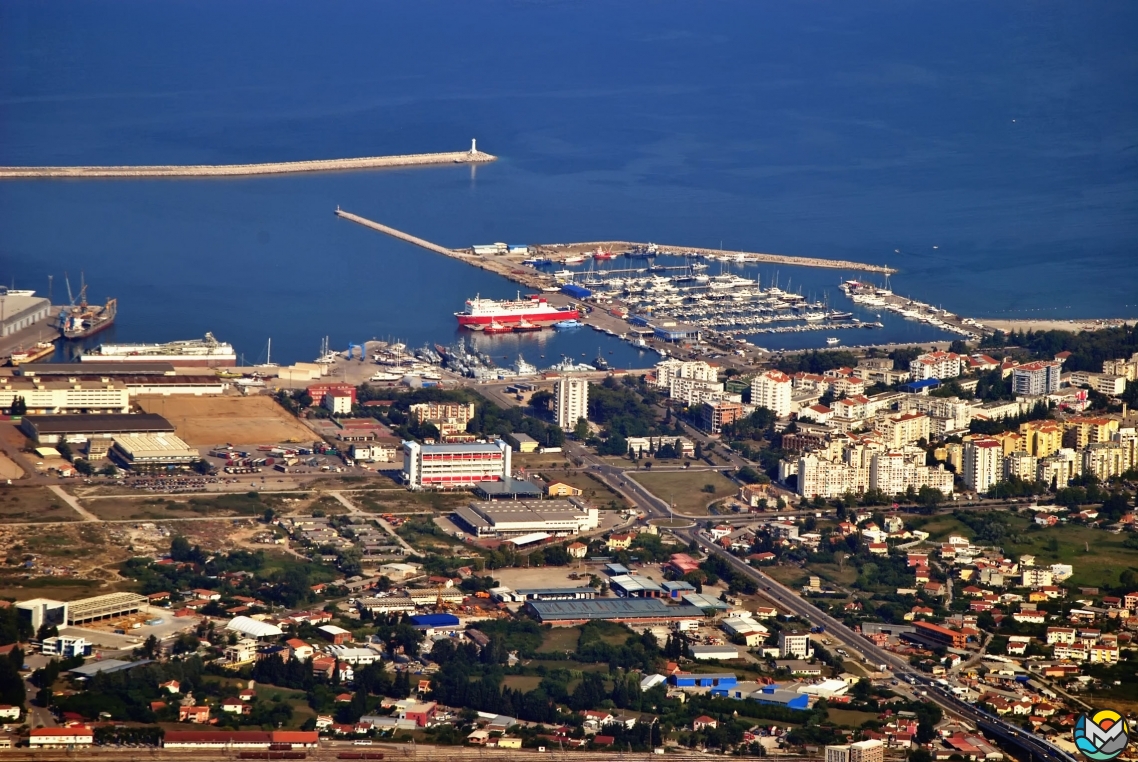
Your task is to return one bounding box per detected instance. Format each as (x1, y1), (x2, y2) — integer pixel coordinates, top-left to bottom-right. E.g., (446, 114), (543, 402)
(1, 1), (1136, 365)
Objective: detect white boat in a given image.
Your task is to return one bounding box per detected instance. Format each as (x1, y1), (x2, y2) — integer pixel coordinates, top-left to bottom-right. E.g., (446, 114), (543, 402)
(826, 337), (840, 345)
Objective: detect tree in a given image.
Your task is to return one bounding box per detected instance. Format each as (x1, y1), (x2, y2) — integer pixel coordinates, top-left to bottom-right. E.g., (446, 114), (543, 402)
(9, 396), (26, 416)
(56, 441), (73, 461)
(573, 417), (590, 441)
(73, 458), (94, 476)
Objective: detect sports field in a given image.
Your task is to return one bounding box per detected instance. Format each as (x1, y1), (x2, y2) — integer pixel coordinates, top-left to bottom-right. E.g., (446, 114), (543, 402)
(135, 395), (313, 446)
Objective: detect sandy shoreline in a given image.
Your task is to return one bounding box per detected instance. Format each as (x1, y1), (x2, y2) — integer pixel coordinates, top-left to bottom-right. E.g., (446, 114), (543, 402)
(977, 318), (1137, 333)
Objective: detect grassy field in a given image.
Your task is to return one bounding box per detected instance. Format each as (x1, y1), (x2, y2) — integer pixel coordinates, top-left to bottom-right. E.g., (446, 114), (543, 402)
(826, 708), (880, 727)
(1003, 522), (1137, 588)
(528, 469), (631, 509)
(85, 492), (284, 521)
(0, 486), (78, 523)
(502, 675), (544, 692)
(910, 515), (975, 541)
(538, 626), (582, 653)
(629, 470), (737, 514)
(347, 489), (468, 514)
(762, 565), (809, 587)
(801, 561), (858, 587)
(396, 517), (465, 552)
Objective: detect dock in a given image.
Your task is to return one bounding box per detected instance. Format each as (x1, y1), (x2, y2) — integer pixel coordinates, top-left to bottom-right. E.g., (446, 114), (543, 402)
(0, 142), (496, 179)
(537, 241), (895, 274)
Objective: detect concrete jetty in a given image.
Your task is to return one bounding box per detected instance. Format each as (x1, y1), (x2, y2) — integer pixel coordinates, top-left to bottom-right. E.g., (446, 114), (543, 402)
(540, 240), (895, 274)
(0, 141), (496, 179)
(334, 209), (466, 259)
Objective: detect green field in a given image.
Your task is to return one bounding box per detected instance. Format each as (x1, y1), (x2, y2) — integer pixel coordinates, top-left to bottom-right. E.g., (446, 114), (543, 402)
(1002, 522), (1137, 588)
(502, 675), (544, 692)
(0, 487), (78, 523)
(538, 626), (582, 653)
(629, 470), (738, 514)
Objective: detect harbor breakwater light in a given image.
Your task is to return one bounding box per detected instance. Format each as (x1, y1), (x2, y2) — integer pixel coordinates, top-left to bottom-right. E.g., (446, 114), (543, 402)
(0, 141), (496, 179)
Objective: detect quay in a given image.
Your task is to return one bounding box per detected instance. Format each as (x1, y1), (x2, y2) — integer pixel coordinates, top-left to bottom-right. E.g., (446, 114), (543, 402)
(0, 141), (496, 179)
(538, 240), (895, 274)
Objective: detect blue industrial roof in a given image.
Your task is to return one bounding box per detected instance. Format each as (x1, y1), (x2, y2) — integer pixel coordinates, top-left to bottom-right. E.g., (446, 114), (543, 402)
(561, 284), (592, 299)
(901, 378), (941, 392)
(410, 613), (460, 628)
(662, 580), (696, 592)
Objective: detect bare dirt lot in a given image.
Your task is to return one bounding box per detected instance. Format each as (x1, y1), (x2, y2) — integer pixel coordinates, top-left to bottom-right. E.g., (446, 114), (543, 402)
(135, 394), (313, 447)
(0, 486), (78, 523)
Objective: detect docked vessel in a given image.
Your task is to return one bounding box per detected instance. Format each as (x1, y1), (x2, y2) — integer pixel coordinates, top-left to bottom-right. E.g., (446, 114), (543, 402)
(455, 293), (579, 331)
(81, 332), (237, 366)
(7, 340), (55, 366)
(554, 319), (582, 330)
(58, 285), (117, 340)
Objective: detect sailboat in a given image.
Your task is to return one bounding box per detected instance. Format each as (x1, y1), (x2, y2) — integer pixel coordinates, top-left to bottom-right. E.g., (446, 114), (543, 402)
(257, 338), (279, 367)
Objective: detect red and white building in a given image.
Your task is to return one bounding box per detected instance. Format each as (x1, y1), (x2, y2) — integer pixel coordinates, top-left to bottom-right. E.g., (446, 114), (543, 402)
(30, 727), (94, 749)
(402, 440), (510, 490)
(306, 383), (357, 407)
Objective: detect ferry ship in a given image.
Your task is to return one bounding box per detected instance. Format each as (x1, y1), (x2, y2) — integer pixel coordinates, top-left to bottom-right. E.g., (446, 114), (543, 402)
(455, 294), (579, 331)
(81, 332), (237, 366)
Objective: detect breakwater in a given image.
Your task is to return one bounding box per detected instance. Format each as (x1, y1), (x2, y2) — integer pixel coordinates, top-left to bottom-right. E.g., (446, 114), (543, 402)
(0, 145), (496, 179)
(541, 240), (895, 273)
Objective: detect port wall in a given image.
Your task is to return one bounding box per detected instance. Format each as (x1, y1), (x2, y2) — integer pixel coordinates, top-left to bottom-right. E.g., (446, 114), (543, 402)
(0, 151), (497, 179)
(542, 241), (894, 274)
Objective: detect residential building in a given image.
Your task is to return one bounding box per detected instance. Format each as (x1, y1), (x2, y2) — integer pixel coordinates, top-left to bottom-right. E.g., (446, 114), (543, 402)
(1037, 449), (1080, 488)
(669, 377), (726, 406)
(963, 439), (1003, 493)
(702, 400), (744, 434)
(910, 352), (962, 381)
(877, 413), (930, 448)
(402, 440), (510, 490)
(1003, 452), (1038, 482)
(798, 454), (865, 499)
(554, 375), (589, 430)
(655, 359), (718, 388)
(1083, 442), (1129, 481)
(323, 391), (353, 415)
(826, 740), (885, 762)
(869, 452), (954, 497)
(409, 401), (476, 438)
(751, 370), (793, 417)
(1064, 417), (1119, 449)
(1012, 361), (1062, 395)
(306, 383), (356, 407)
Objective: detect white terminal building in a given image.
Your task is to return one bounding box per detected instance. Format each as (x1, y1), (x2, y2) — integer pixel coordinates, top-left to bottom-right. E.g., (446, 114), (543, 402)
(453, 498), (599, 538)
(402, 440), (510, 490)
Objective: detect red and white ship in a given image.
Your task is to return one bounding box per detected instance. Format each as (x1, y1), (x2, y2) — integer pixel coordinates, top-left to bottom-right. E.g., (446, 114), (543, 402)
(455, 294), (579, 331)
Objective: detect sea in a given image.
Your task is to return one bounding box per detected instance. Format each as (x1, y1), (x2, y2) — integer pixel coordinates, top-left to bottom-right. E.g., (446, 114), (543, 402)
(1, 1), (1136, 368)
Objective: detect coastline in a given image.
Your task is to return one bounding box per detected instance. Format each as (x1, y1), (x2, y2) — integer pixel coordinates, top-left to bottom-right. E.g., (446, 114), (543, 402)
(0, 148), (497, 179)
(976, 317), (1137, 333)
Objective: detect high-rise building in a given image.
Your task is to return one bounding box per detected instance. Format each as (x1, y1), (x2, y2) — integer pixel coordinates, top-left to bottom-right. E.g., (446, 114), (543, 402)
(751, 369), (793, 417)
(1011, 361), (1062, 395)
(554, 375), (589, 430)
(963, 439), (1003, 493)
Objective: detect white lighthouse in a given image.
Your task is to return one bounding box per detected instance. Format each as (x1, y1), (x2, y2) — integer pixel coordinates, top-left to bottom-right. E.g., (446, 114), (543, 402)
(471, 138), (477, 154)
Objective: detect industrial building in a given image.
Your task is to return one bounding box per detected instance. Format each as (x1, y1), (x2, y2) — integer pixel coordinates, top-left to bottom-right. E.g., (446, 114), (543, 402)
(452, 498), (599, 538)
(66, 592), (147, 625)
(19, 412), (174, 445)
(510, 587), (597, 601)
(0, 377), (130, 415)
(18, 592), (147, 628)
(669, 672), (737, 688)
(402, 440), (510, 490)
(609, 574), (665, 598)
(15, 598), (68, 633)
(110, 433), (201, 469)
(0, 291), (51, 337)
(526, 598), (704, 627)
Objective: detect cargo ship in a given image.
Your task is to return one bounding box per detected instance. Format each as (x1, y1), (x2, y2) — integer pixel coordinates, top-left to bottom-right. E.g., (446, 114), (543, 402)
(81, 332), (237, 367)
(58, 280), (117, 340)
(455, 293), (579, 331)
(7, 341), (55, 366)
